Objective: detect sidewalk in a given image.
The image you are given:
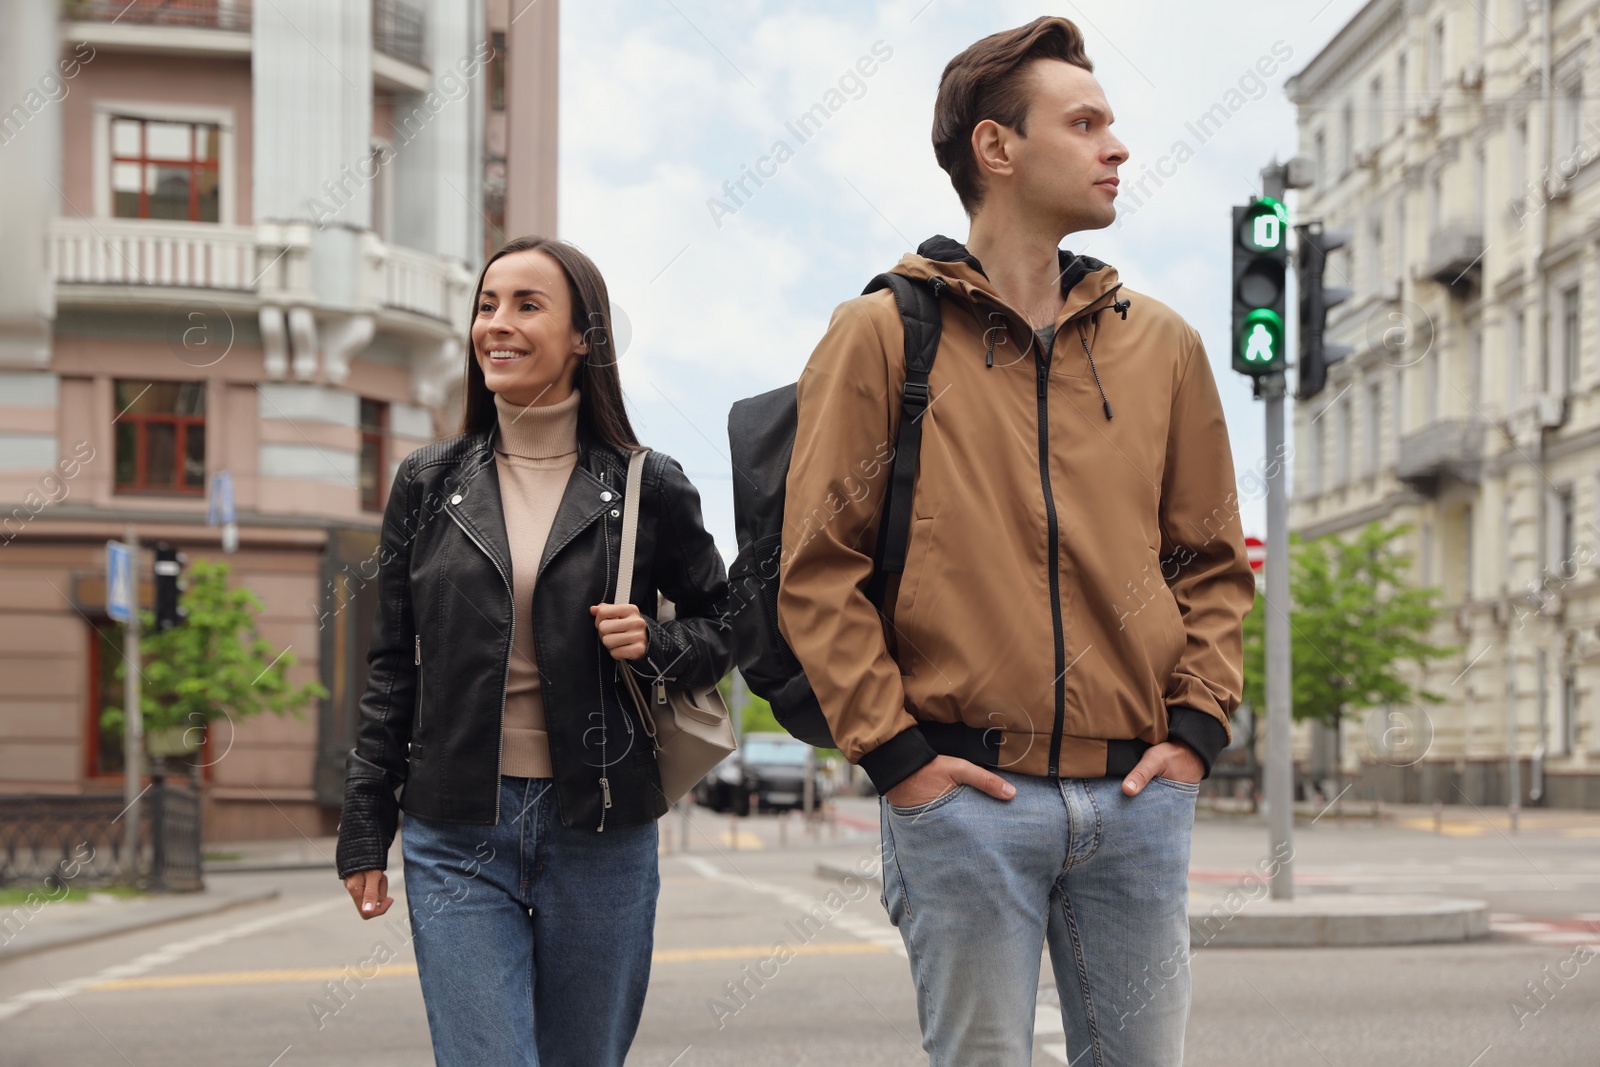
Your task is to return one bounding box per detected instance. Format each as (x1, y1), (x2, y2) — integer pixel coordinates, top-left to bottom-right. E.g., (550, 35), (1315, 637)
(0, 883), (280, 964)
(203, 834), (339, 873)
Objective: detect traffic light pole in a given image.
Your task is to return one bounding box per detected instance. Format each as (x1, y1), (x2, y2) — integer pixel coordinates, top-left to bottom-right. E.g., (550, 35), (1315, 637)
(1260, 373), (1295, 900)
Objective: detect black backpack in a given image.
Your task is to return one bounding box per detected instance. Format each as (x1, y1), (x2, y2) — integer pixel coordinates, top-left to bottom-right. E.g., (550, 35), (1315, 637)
(726, 272), (945, 747)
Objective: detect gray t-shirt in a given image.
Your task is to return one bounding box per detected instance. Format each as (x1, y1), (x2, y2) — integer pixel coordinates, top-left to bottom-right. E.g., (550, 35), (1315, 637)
(1035, 322), (1058, 356)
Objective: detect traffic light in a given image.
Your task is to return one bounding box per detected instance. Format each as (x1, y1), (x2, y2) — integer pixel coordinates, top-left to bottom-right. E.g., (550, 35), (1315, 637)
(1295, 221), (1354, 400)
(1231, 197), (1289, 377)
(154, 544), (186, 630)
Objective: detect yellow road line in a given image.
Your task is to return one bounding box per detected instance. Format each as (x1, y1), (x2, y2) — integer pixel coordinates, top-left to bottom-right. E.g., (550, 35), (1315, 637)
(84, 942), (890, 991)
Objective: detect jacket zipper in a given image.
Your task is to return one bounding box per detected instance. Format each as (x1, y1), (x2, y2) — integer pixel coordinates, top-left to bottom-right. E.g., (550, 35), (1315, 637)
(413, 636), (423, 732)
(975, 280), (1122, 776)
(445, 505), (512, 824)
(1036, 334), (1067, 777)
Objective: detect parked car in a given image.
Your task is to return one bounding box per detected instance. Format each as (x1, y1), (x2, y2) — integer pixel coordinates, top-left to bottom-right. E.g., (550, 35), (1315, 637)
(695, 732), (821, 815)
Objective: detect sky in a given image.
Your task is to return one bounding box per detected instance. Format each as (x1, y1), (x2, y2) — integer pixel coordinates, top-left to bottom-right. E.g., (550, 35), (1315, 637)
(557, 0), (1375, 564)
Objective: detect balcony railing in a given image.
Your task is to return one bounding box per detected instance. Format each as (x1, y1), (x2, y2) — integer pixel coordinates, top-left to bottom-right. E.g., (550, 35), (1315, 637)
(63, 0), (252, 32)
(52, 218), (256, 290)
(1396, 419), (1486, 494)
(50, 217), (471, 331)
(373, 0), (426, 68)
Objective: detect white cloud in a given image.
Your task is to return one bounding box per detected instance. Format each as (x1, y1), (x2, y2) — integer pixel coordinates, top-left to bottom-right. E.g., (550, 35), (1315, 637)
(562, 0), (1374, 561)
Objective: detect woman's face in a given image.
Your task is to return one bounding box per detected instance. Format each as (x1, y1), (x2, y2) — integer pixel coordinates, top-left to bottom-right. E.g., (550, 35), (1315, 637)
(471, 249), (587, 407)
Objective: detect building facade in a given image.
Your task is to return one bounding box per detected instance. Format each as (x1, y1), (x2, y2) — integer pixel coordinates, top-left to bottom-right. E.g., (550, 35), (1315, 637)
(1287, 0), (1600, 807)
(0, 0), (558, 840)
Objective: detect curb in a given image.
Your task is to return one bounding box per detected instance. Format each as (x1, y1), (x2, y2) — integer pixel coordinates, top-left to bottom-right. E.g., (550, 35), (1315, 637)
(817, 862), (1490, 948)
(1188, 893), (1490, 947)
(204, 859), (333, 874)
(0, 886), (281, 964)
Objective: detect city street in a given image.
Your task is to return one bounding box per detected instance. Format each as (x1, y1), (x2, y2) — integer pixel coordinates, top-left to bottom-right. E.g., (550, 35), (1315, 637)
(1, 797), (1596, 1066)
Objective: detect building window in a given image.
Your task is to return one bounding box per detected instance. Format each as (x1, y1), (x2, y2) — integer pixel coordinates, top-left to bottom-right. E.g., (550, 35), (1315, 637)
(489, 31), (507, 112)
(114, 381), (206, 494)
(1428, 18), (1446, 92)
(110, 116), (220, 222)
(1512, 118), (1527, 201)
(1558, 78), (1583, 164)
(1365, 380), (1382, 477)
(1559, 284), (1580, 393)
(1463, 505), (1474, 600)
(1314, 129), (1326, 187)
(87, 620), (126, 778)
(1557, 486), (1576, 576)
(1368, 75), (1383, 149)
(1425, 346), (1440, 423)
(1558, 668), (1578, 756)
(1508, 308), (1525, 401)
(1469, 326), (1484, 409)
(360, 399), (389, 512)
(1366, 216), (1383, 295)
(1340, 101), (1354, 176)
(1335, 395), (1352, 487)
(1396, 51), (1408, 129)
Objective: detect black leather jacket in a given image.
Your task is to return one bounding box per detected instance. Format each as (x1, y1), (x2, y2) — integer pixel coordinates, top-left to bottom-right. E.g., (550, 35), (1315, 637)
(335, 427), (732, 878)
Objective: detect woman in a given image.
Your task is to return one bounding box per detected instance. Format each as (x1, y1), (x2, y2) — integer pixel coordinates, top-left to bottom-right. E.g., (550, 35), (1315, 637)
(335, 236), (732, 1066)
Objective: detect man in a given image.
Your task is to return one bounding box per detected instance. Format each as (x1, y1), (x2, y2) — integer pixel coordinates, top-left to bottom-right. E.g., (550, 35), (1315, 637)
(777, 16), (1255, 1066)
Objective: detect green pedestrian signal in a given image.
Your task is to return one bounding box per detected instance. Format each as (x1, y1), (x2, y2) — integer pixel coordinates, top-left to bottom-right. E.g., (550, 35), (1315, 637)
(1231, 197), (1289, 377)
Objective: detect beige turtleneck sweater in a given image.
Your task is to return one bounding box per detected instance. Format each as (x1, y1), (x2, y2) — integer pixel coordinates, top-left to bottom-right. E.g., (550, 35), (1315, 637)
(493, 388), (581, 779)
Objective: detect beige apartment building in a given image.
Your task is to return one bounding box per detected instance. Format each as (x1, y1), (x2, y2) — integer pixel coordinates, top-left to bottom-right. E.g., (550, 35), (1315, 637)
(1287, 0), (1600, 807)
(0, 0), (558, 840)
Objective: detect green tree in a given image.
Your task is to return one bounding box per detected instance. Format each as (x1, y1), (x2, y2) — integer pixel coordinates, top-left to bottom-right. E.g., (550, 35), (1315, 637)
(1242, 521), (1460, 730)
(102, 559), (326, 752)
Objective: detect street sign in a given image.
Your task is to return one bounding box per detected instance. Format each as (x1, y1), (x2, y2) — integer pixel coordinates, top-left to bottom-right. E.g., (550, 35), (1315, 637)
(1246, 535), (1266, 572)
(207, 471), (235, 525)
(106, 540), (133, 624)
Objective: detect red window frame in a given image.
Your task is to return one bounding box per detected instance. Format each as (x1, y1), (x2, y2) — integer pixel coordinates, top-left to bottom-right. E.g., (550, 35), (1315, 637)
(110, 116), (221, 223)
(114, 381), (207, 496)
(360, 399), (389, 512)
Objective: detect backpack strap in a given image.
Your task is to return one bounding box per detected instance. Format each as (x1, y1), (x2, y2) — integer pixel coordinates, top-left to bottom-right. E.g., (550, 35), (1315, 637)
(861, 272), (944, 606)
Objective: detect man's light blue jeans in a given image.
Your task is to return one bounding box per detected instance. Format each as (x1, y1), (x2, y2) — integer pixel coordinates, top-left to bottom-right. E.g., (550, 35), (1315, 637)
(878, 769), (1197, 1066)
(401, 776), (659, 1067)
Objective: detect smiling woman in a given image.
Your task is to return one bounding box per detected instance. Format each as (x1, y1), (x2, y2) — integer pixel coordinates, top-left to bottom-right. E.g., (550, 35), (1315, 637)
(336, 236), (733, 1067)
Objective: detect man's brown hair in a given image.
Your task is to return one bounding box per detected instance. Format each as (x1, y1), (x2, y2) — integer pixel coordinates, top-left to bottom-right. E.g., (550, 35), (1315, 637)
(932, 17), (1094, 215)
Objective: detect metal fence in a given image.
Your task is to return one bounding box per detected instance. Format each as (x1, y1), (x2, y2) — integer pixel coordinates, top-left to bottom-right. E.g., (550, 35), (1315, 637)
(373, 0), (426, 68)
(0, 779), (204, 893)
(63, 0), (253, 32)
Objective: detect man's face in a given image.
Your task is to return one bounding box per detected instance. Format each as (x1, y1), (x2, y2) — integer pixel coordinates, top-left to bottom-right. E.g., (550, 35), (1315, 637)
(1005, 59), (1128, 233)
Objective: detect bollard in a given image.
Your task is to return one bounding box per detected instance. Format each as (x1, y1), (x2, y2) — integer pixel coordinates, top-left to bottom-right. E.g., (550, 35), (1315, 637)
(1433, 799), (1443, 834)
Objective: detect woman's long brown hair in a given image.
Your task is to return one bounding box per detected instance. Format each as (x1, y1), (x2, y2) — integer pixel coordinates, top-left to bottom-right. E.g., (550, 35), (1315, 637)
(459, 236), (641, 452)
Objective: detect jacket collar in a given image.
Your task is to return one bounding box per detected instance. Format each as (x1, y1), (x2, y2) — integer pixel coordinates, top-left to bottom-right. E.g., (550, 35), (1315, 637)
(897, 234), (1122, 334)
(442, 427), (629, 581)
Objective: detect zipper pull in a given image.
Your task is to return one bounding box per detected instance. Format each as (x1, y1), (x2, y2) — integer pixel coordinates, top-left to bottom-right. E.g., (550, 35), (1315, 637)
(414, 636), (421, 665)
(654, 679), (667, 705)
(1036, 361), (1047, 399)
(600, 776), (613, 808)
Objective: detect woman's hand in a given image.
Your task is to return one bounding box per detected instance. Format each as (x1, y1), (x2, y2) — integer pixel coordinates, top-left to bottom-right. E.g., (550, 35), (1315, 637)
(343, 869), (394, 920)
(591, 602), (648, 661)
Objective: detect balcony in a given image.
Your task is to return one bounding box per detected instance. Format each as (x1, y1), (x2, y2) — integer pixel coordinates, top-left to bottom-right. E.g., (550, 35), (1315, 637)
(50, 217), (471, 336)
(1424, 225), (1484, 294)
(1396, 419), (1486, 495)
(373, 0), (427, 68)
(63, 0), (252, 56)
(64, 0), (251, 30)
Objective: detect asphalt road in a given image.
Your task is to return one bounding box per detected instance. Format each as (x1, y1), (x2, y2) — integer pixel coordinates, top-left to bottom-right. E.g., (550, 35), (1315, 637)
(0, 798), (1596, 1066)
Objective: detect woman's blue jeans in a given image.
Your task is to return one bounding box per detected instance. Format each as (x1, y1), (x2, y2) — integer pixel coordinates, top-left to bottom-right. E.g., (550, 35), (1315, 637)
(400, 775), (660, 1067)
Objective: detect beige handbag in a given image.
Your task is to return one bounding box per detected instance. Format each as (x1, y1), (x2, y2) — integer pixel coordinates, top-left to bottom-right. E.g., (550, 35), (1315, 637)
(614, 448), (737, 805)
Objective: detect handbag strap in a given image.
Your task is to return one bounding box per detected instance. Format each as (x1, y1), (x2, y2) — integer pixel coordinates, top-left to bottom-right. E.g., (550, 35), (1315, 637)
(613, 447), (650, 605)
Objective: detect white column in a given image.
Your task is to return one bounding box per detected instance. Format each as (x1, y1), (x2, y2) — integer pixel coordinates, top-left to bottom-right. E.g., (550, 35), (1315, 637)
(0, 0), (60, 368)
(392, 0), (486, 262)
